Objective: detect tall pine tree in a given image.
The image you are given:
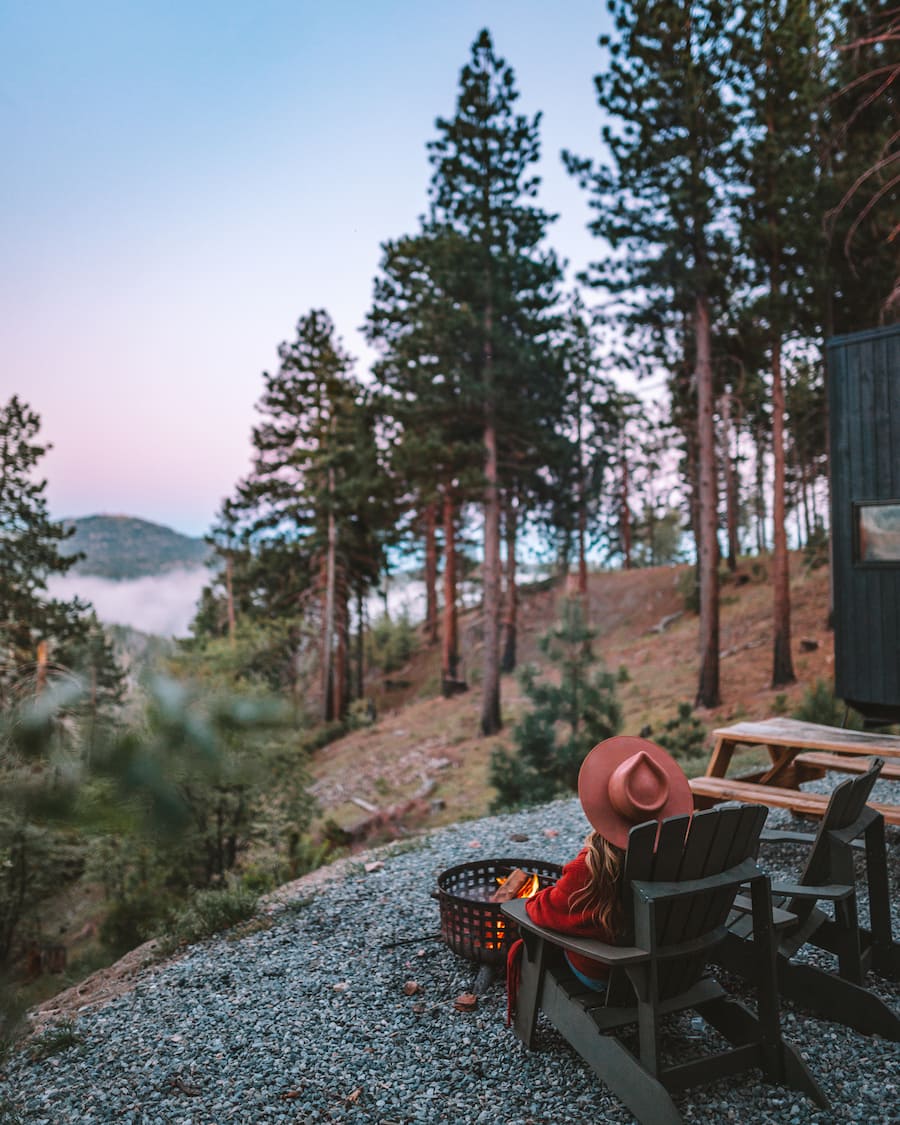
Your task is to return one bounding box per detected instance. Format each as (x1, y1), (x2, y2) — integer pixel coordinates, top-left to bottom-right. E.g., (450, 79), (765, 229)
(733, 0), (827, 686)
(567, 1), (736, 707)
(548, 294), (626, 595)
(366, 224), (485, 693)
(428, 29), (562, 733)
(226, 310), (390, 720)
(0, 396), (119, 707)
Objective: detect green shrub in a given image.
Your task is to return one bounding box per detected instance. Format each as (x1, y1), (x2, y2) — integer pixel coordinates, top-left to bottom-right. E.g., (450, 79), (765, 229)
(642, 702), (708, 761)
(287, 833), (333, 879)
(299, 720), (347, 753)
(346, 698), (376, 731)
(238, 864), (278, 894)
(791, 680), (862, 729)
(750, 559), (769, 583)
(27, 1021), (83, 1062)
(366, 614), (418, 674)
(163, 882), (259, 951)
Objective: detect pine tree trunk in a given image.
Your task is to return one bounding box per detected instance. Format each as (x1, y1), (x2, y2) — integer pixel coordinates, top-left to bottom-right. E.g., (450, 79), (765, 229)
(424, 501), (439, 645)
(557, 533), (572, 581)
(501, 497), (518, 674)
(355, 586), (365, 700)
(695, 293), (721, 708)
(722, 392), (739, 571)
(35, 640), (48, 697)
(771, 337), (796, 687)
(441, 490), (459, 691)
(800, 461), (812, 545)
(225, 554), (236, 645)
(577, 484), (589, 596)
(685, 422), (701, 557)
(333, 573), (348, 718)
(322, 471), (337, 723)
(480, 300), (502, 735)
(620, 456), (632, 571)
(822, 261), (835, 627)
(576, 377), (591, 591)
(755, 426), (768, 554)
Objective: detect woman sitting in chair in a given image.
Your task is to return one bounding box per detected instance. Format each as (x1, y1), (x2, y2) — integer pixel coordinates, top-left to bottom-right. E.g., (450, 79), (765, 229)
(516, 735), (694, 993)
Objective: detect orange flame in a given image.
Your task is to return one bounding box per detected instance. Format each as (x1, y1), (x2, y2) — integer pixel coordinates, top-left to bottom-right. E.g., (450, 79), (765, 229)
(484, 871), (542, 950)
(496, 871), (541, 898)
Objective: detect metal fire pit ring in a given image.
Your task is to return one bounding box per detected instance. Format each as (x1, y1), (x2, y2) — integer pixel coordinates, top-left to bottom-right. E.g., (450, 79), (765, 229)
(435, 856), (563, 967)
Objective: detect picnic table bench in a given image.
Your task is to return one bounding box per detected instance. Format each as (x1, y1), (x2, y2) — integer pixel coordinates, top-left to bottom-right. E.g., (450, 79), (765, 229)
(689, 717), (900, 826)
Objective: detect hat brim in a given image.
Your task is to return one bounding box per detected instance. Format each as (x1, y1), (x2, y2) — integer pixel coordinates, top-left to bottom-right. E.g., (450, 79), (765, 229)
(577, 735), (694, 850)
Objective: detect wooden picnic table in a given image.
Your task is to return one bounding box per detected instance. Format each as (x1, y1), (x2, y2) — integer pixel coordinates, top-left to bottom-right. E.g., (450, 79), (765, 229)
(689, 717), (900, 826)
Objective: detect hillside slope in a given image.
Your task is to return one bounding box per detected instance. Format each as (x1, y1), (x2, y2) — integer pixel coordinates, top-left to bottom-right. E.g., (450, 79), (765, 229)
(310, 556), (835, 838)
(61, 515), (210, 579)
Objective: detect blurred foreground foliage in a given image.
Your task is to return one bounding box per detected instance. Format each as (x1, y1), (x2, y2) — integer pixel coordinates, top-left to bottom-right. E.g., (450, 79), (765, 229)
(0, 673), (325, 1044)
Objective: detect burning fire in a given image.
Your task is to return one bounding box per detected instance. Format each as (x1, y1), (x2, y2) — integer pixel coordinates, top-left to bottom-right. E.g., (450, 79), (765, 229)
(496, 871), (540, 898)
(485, 869), (541, 951)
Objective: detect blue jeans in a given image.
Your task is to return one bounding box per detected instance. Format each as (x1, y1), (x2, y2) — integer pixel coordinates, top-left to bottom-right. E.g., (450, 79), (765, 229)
(565, 953), (608, 993)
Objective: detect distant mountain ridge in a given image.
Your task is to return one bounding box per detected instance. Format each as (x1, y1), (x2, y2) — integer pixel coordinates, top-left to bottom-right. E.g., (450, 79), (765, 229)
(61, 515), (211, 580)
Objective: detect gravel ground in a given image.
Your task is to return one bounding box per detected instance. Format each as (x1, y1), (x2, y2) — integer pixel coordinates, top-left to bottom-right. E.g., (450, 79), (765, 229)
(2, 780), (899, 1125)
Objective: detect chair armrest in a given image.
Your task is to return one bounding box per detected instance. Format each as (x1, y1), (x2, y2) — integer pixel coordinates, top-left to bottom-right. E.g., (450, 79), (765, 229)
(770, 881), (854, 901)
(501, 898), (650, 966)
(731, 893), (797, 929)
(760, 829), (816, 846)
(760, 828), (865, 853)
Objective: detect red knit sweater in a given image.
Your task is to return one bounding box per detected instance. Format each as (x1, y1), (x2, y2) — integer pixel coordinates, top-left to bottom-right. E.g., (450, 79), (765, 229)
(524, 847), (617, 980)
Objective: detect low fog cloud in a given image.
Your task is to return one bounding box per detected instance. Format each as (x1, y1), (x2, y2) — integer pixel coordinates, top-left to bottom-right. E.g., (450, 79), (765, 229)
(46, 567), (209, 638)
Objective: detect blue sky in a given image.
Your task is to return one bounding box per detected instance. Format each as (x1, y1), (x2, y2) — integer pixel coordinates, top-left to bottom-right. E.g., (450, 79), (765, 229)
(3, 1), (613, 537)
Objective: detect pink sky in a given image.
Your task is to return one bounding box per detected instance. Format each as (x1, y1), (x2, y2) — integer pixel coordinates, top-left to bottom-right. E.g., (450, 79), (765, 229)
(4, 1), (611, 536)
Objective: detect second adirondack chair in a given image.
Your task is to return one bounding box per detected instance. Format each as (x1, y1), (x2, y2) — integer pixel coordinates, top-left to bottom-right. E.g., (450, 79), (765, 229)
(719, 757), (900, 1040)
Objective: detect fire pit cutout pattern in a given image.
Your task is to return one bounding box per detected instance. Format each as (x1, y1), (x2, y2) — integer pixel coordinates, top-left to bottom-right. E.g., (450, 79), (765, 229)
(435, 857), (563, 966)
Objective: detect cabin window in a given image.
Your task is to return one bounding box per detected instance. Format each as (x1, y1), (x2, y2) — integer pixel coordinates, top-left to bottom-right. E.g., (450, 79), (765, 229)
(855, 501), (900, 564)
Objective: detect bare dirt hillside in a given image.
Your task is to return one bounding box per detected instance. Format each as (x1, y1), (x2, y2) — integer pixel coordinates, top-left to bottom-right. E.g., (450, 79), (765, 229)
(309, 555), (835, 839)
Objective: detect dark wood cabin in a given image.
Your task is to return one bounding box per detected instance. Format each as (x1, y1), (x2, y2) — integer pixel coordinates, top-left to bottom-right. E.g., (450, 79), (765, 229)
(828, 323), (900, 723)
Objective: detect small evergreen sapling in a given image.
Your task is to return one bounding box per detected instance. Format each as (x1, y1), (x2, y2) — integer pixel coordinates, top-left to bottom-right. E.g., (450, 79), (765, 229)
(641, 702), (708, 762)
(489, 597), (622, 810)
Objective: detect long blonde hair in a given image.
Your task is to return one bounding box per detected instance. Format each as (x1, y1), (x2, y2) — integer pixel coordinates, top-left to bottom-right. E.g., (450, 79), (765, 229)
(568, 830), (624, 936)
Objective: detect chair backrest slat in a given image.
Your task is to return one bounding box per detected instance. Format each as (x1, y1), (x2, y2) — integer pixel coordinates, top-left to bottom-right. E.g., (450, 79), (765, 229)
(620, 820), (660, 933)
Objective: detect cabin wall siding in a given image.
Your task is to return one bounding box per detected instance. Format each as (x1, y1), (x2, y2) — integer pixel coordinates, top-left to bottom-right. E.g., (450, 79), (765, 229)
(828, 324), (900, 719)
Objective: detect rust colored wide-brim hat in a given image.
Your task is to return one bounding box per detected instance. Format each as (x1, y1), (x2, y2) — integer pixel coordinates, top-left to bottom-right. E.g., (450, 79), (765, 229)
(577, 735), (693, 850)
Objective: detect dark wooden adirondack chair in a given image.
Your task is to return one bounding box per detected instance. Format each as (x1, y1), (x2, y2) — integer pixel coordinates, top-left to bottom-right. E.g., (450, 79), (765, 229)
(502, 804), (828, 1125)
(719, 757), (900, 1040)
